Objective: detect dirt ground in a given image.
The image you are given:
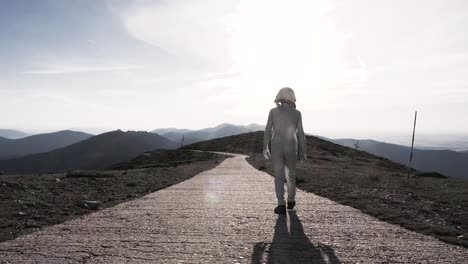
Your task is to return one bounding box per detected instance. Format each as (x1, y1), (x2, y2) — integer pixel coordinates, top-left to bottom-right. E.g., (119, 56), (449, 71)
(0, 150), (227, 242)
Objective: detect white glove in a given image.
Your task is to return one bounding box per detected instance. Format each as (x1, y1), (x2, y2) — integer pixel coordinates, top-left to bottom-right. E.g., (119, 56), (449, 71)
(299, 152), (307, 163)
(263, 149), (271, 160)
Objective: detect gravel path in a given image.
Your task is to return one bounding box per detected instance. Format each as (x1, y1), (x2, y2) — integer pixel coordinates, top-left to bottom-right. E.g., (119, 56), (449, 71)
(0, 154), (466, 263)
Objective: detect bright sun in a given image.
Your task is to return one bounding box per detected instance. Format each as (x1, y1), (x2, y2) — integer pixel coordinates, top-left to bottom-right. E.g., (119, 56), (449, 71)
(225, 0), (364, 111)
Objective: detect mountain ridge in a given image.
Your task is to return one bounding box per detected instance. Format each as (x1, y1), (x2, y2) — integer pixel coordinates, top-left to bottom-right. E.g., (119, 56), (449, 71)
(153, 123), (265, 145)
(331, 138), (468, 179)
(0, 130), (93, 160)
(0, 129), (29, 139)
(0, 130), (177, 174)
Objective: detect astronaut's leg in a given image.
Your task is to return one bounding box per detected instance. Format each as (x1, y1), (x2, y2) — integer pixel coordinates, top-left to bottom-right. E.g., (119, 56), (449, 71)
(284, 148), (297, 203)
(272, 149), (286, 206)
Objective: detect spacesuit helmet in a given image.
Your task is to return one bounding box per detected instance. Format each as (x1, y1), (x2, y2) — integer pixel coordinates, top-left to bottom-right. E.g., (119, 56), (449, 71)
(274, 87), (296, 107)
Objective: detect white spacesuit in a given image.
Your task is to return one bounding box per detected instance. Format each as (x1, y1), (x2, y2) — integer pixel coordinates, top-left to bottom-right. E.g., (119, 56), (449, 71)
(263, 87), (307, 214)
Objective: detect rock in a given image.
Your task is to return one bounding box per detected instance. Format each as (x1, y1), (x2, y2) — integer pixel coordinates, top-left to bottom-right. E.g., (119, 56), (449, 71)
(126, 182), (137, 187)
(77, 200), (101, 210)
(0, 170), (4, 175)
(25, 220), (39, 228)
(18, 211), (27, 216)
(66, 170), (114, 178)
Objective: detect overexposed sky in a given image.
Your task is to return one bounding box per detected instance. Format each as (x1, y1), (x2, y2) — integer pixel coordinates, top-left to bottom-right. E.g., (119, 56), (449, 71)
(1, 0), (467, 138)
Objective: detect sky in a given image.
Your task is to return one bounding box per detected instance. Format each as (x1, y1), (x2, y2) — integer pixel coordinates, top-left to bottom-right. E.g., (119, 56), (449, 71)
(1, 0), (468, 139)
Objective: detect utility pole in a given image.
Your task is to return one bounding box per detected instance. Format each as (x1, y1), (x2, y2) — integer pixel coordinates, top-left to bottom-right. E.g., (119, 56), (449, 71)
(180, 135), (185, 148)
(407, 111), (418, 179)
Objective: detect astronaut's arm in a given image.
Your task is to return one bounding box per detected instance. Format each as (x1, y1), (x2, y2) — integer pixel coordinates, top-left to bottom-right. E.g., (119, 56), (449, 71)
(297, 112), (307, 160)
(263, 110), (273, 159)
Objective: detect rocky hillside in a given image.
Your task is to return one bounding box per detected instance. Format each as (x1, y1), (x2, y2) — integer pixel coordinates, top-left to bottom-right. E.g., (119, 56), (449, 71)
(112, 149), (228, 170)
(0, 150), (227, 242)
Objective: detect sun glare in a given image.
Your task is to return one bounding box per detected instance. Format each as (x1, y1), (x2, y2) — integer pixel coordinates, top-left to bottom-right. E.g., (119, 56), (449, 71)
(225, 0), (357, 110)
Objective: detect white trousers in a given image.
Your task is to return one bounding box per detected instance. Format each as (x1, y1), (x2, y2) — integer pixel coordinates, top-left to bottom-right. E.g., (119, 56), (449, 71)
(272, 139), (297, 205)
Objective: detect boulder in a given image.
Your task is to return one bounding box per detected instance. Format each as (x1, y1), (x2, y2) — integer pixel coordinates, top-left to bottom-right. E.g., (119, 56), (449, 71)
(77, 200), (101, 210)
(18, 211), (27, 216)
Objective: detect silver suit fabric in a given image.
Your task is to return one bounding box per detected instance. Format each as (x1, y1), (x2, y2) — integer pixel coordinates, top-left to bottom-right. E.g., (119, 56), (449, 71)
(263, 104), (307, 205)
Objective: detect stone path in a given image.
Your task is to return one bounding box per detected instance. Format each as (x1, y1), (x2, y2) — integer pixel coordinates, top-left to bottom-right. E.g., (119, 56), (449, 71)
(0, 154), (467, 263)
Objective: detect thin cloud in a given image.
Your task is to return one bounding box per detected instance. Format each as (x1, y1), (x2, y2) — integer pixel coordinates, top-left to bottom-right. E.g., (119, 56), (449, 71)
(23, 64), (145, 75)
(120, 0), (235, 69)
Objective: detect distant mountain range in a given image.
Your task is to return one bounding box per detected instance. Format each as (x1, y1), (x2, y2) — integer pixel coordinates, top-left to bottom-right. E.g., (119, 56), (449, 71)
(0, 130), (93, 160)
(2, 123), (466, 179)
(0, 130), (177, 174)
(0, 129), (29, 139)
(367, 134), (468, 152)
(152, 123), (265, 145)
(0, 124), (262, 174)
(330, 138), (468, 179)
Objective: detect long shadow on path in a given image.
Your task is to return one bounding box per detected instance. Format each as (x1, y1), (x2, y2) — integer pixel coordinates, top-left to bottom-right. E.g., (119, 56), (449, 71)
(251, 211), (341, 264)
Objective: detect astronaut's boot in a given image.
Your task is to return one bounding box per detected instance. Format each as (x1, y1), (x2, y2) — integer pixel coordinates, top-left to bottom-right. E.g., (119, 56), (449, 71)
(274, 205), (287, 214)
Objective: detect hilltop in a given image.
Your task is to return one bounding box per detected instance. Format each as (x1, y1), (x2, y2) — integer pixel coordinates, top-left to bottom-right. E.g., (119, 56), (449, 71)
(0, 129), (29, 139)
(0, 130), (177, 174)
(183, 131), (468, 248)
(152, 123), (264, 145)
(0, 130), (92, 160)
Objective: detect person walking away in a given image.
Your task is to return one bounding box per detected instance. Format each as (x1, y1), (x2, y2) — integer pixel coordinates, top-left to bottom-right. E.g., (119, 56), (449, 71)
(263, 87), (307, 214)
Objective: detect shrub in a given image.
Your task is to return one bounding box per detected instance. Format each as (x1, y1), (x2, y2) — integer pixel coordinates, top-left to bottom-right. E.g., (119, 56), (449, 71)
(369, 175), (380, 182)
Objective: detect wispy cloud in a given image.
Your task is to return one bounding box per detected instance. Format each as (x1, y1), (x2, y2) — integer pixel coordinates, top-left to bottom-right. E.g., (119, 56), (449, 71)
(120, 0), (235, 68)
(23, 64), (145, 75)
(98, 88), (140, 96)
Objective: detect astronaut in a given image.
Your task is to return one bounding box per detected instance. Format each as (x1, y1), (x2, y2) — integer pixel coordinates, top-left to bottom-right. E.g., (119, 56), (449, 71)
(263, 87), (307, 214)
